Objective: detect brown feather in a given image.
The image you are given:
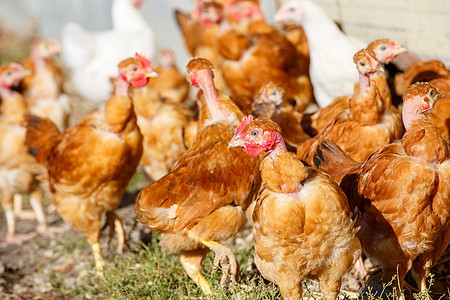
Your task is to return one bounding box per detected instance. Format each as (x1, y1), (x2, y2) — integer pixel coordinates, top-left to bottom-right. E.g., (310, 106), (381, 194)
(253, 151), (360, 299)
(136, 122), (260, 232)
(24, 114), (60, 165)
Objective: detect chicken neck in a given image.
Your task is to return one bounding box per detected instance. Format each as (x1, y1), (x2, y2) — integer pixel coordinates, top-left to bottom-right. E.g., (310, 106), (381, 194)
(358, 72), (371, 92)
(30, 51), (46, 70)
(0, 85), (12, 98)
(267, 131), (287, 160)
(114, 76), (131, 97)
(195, 68), (229, 122)
(401, 96), (427, 132)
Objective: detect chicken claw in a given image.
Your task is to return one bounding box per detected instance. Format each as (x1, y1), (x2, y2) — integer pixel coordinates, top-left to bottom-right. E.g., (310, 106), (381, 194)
(212, 245), (238, 286)
(197, 237), (238, 286)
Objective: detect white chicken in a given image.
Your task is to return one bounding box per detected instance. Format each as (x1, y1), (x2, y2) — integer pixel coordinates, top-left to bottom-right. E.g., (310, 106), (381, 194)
(274, 0), (366, 108)
(61, 0), (158, 105)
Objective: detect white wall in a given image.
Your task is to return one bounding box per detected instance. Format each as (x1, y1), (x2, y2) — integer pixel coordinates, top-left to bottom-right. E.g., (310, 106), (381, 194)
(280, 0), (450, 65)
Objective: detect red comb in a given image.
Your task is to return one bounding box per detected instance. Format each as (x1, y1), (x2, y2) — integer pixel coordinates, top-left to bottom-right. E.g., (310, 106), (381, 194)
(135, 52), (152, 69)
(236, 115), (253, 135)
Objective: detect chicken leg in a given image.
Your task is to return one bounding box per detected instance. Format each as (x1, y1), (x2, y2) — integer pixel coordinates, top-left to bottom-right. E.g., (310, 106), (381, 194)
(106, 211), (125, 254)
(180, 248), (212, 294)
(29, 188), (64, 237)
(90, 241), (104, 275)
(2, 191), (34, 244)
(411, 256), (433, 298)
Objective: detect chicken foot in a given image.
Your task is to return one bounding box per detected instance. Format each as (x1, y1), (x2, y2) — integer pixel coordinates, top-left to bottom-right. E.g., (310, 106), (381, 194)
(180, 248), (212, 295)
(196, 237), (238, 287)
(106, 211), (125, 254)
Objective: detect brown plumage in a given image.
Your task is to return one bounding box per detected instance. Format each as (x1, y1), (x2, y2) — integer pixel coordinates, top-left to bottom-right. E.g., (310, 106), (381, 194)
(228, 117), (361, 300)
(251, 81), (310, 148)
(131, 56), (193, 182)
(394, 60), (449, 96)
(0, 63), (53, 244)
(20, 38), (71, 131)
(175, 1), (228, 91)
(147, 49), (190, 105)
(392, 58), (450, 143)
(428, 77), (450, 142)
(275, 22), (310, 75)
(24, 54), (152, 274)
(218, 0), (313, 113)
(135, 57), (260, 295)
(297, 48), (403, 165)
(302, 39), (406, 137)
(312, 82), (449, 299)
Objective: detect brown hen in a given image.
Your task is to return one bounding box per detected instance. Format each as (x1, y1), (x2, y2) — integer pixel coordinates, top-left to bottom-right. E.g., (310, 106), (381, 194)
(297, 48), (403, 166)
(131, 54), (193, 182)
(175, 1), (228, 91)
(228, 116), (361, 300)
(251, 81), (310, 148)
(147, 49), (190, 106)
(24, 53), (153, 273)
(20, 38), (71, 131)
(302, 39), (406, 136)
(0, 63), (56, 244)
(394, 58), (450, 143)
(218, 0), (313, 113)
(312, 82), (450, 299)
(135, 58), (260, 295)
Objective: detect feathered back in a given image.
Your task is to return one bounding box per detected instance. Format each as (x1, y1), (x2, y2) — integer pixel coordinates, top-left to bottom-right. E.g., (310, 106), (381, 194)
(24, 114), (60, 165)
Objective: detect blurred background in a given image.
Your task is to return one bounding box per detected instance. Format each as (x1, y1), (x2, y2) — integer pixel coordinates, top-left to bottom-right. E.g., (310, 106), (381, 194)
(0, 0), (448, 69)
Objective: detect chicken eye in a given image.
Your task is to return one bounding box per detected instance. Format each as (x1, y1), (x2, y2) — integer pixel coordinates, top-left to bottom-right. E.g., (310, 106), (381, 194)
(429, 89), (435, 97)
(359, 62), (366, 67)
(251, 130), (258, 136)
(380, 46), (386, 51)
(132, 66), (138, 71)
(6, 71), (12, 76)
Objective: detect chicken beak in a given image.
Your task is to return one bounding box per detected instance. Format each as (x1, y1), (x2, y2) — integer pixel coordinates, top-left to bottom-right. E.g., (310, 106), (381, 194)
(146, 71), (158, 78)
(434, 90), (446, 104)
(228, 135), (246, 149)
(377, 63), (385, 73)
(394, 44), (408, 56)
(427, 90), (445, 112)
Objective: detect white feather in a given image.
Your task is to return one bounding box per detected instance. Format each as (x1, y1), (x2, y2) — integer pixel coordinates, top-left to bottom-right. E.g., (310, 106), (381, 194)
(61, 0), (158, 105)
(274, 0), (366, 107)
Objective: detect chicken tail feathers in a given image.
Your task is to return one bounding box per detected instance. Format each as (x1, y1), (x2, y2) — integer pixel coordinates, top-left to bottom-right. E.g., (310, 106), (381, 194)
(300, 112), (318, 137)
(313, 139), (360, 184)
(24, 114), (60, 165)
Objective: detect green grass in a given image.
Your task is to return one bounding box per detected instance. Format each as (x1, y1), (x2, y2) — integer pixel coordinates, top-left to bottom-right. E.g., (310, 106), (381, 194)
(43, 228), (446, 300)
(45, 232), (281, 299)
(37, 173), (445, 300)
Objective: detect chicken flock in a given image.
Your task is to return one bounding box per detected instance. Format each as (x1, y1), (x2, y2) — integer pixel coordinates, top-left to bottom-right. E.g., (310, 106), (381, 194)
(1, 0), (449, 299)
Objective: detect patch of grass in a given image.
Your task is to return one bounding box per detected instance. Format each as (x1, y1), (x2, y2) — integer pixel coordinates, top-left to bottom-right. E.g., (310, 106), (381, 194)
(127, 170), (150, 193)
(44, 228), (447, 300)
(42, 199), (446, 300)
(53, 230), (90, 254)
(45, 231), (282, 299)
